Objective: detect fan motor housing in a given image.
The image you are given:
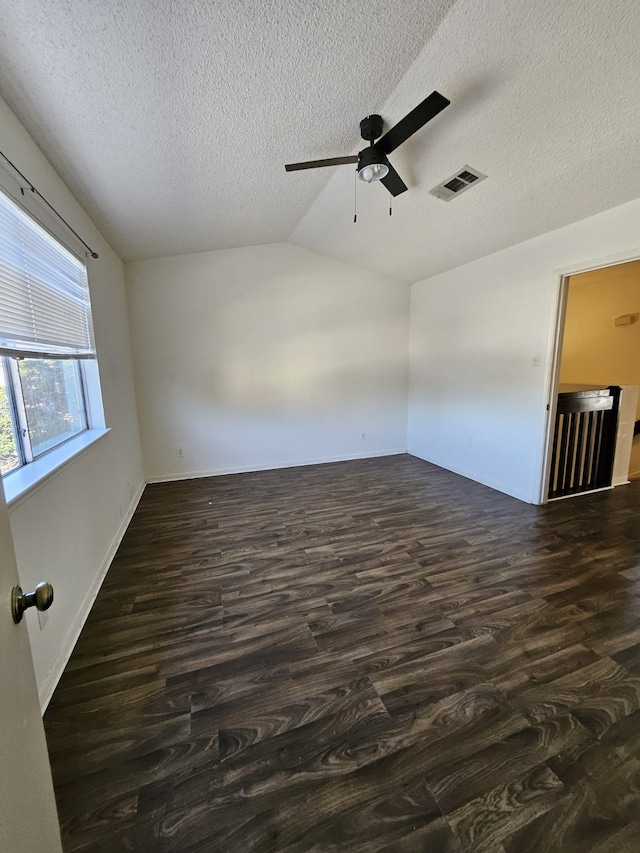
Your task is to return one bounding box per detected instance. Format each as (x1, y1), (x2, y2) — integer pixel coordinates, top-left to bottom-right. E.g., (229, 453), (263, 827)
(360, 114), (383, 142)
(358, 145), (388, 171)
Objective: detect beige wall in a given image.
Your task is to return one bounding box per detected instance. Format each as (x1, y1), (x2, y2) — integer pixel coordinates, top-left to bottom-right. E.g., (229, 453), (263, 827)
(560, 260), (640, 418)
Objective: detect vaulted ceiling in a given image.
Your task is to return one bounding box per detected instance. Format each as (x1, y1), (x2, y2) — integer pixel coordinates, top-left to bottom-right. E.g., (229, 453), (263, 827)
(1, 0), (639, 283)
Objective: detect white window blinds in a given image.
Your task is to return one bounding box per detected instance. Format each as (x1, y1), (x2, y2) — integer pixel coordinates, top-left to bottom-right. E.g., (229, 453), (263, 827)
(0, 187), (94, 357)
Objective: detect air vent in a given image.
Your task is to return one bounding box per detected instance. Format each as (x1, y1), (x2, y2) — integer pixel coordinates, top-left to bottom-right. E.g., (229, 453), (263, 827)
(430, 165), (487, 201)
(443, 177), (466, 193)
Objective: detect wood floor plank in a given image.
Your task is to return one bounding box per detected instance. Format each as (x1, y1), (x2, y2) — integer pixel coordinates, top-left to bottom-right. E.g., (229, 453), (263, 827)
(44, 455), (640, 851)
(447, 764), (565, 853)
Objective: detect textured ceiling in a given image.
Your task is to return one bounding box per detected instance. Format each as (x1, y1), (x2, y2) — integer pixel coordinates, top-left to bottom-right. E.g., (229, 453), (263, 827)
(1, 0), (640, 282)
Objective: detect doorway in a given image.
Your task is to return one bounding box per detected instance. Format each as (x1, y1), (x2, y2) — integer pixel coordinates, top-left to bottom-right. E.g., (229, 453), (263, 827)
(544, 258), (640, 500)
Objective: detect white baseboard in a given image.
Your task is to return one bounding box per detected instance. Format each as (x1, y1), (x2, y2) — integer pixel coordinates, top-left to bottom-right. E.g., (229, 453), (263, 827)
(146, 449), (407, 484)
(38, 479), (146, 712)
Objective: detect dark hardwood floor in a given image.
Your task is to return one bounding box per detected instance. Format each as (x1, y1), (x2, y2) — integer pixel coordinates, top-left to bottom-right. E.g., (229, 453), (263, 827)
(44, 454), (640, 852)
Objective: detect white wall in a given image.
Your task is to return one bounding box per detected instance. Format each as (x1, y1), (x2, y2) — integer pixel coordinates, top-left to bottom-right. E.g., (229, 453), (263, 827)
(408, 198), (640, 504)
(126, 243), (410, 481)
(0, 97), (144, 707)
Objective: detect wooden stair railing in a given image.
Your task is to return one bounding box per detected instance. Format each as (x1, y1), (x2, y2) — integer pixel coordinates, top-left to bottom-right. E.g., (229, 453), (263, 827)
(548, 386), (620, 500)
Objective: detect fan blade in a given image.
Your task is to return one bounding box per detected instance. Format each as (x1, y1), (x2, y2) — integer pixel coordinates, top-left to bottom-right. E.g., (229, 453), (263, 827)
(377, 91), (450, 155)
(285, 155), (359, 172)
(380, 163), (408, 197)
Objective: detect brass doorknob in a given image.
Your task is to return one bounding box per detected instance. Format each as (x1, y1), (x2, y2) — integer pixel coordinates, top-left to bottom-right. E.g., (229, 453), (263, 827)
(11, 582), (54, 624)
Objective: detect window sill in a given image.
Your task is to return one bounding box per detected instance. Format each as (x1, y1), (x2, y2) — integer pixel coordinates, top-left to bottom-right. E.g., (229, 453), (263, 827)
(3, 428), (111, 509)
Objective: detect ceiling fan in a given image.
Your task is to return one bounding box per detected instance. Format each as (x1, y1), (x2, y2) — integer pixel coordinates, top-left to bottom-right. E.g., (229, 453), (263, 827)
(285, 91), (450, 196)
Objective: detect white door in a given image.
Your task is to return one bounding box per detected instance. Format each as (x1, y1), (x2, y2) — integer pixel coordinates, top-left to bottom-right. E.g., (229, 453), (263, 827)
(0, 478), (63, 853)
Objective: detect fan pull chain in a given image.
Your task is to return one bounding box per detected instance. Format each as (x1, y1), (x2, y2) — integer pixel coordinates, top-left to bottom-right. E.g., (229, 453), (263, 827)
(389, 191), (392, 217)
(353, 169), (357, 223)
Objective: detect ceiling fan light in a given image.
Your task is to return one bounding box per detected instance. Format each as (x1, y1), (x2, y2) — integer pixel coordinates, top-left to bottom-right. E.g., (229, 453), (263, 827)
(358, 162), (389, 183)
(359, 165), (374, 183)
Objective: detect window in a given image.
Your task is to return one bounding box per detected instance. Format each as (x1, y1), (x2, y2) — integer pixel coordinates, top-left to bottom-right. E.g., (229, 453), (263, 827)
(0, 185), (102, 479)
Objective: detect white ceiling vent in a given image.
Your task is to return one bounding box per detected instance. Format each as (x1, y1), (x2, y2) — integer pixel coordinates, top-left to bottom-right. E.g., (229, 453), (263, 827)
(429, 166), (487, 201)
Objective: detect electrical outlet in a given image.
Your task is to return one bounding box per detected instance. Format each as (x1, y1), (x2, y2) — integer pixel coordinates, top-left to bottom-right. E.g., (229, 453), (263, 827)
(531, 354), (541, 368)
(466, 436), (473, 447)
(177, 447), (183, 457)
(38, 609), (49, 630)
(360, 432), (367, 441)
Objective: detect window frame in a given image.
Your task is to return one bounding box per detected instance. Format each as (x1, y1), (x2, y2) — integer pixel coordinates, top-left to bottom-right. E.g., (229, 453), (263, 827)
(0, 173), (108, 503)
(6, 354), (91, 466)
